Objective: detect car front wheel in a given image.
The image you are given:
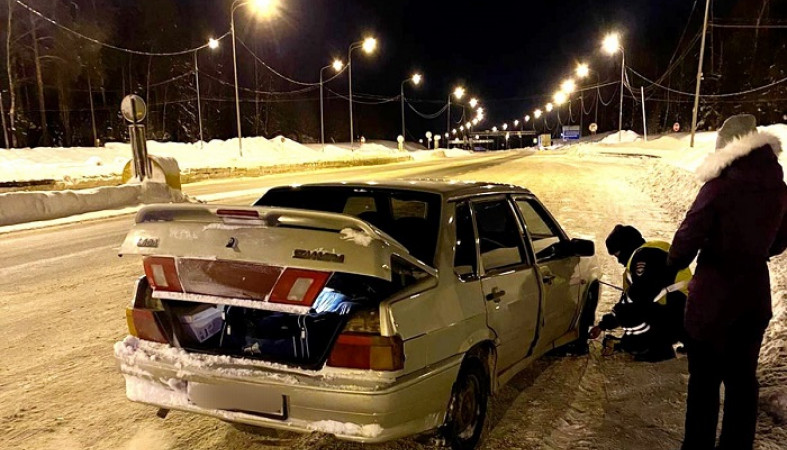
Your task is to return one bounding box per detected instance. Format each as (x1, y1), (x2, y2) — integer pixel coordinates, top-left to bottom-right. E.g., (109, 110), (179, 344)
(442, 358), (489, 450)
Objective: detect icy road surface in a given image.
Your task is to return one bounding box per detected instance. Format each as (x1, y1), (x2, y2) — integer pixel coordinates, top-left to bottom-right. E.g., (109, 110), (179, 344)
(1, 151), (784, 450)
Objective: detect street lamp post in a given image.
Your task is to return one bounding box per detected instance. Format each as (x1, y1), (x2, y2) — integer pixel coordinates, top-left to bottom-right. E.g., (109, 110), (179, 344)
(194, 38), (220, 149)
(401, 73), (422, 140)
(348, 37), (377, 150)
(447, 86), (465, 136)
(320, 59), (343, 151)
(603, 33), (625, 142)
(230, 0), (280, 157)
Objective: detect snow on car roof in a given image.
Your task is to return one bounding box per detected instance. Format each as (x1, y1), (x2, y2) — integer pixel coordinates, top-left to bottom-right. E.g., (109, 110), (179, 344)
(283, 179), (531, 198)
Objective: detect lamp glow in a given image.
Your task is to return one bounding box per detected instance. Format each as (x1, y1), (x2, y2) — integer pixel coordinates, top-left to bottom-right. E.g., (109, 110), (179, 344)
(502, 123), (508, 130)
(362, 37), (377, 54)
(472, 118), (479, 125)
(534, 109), (542, 119)
(524, 115), (531, 122)
(603, 33), (621, 55)
(554, 91), (568, 105)
(453, 87), (466, 100)
(576, 63), (590, 79)
(412, 73), (422, 85)
(469, 98), (479, 109)
(332, 59), (344, 72)
(251, 0), (279, 17)
(514, 119), (520, 126)
(492, 126), (498, 132)
(546, 103), (554, 112)
(208, 38), (220, 49)
(560, 79), (576, 94)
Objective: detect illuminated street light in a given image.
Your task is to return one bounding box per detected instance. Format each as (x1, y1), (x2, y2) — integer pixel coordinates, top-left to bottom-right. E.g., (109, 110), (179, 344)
(514, 120), (520, 127)
(348, 36), (378, 148)
(469, 98), (479, 109)
(492, 126), (498, 132)
(534, 109), (542, 119)
(195, 38), (222, 148)
(466, 121), (472, 129)
(603, 32), (622, 55)
(401, 73), (423, 140)
(576, 63), (590, 79)
(460, 125), (465, 131)
(602, 32), (625, 141)
(524, 115), (531, 122)
(208, 38), (220, 49)
(546, 103), (554, 112)
(560, 79), (576, 94)
(230, 0), (282, 156)
(452, 128), (458, 135)
(448, 86), (466, 135)
(476, 107), (484, 114)
(362, 37), (377, 54)
(554, 91), (568, 106)
(502, 123), (508, 130)
(472, 118), (479, 125)
(320, 58), (346, 150)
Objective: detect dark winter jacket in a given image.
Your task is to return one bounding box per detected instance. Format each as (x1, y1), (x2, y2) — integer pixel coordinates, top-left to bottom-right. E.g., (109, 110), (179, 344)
(668, 131), (787, 345)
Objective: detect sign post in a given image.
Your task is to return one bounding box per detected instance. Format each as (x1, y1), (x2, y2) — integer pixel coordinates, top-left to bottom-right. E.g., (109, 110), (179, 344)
(121, 95), (151, 181)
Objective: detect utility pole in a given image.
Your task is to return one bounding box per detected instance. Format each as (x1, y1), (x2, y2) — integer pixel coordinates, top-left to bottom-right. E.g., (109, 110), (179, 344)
(691, 0), (712, 148)
(641, 86), (648, 142)
(0, 92), (8, 149)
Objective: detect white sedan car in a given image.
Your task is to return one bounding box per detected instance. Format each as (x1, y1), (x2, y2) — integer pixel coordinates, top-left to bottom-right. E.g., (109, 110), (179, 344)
(115, 180), (600, 449)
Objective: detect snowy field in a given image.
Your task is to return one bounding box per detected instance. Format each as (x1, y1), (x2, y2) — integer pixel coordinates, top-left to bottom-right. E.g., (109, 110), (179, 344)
(0, 131), (786, 449)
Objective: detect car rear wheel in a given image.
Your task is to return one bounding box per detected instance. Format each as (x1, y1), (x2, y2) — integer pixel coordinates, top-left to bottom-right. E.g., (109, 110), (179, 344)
(442, 358), (488, 450)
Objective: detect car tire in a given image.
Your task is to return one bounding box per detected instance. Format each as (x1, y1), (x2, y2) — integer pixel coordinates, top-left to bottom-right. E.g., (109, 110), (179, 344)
(441, 358), (489, 450)
(559, 283), (599, 355)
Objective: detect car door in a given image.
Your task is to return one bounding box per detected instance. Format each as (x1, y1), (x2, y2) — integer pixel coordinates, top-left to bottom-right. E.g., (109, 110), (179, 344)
(514, 196), (582, 347)
(470, 198), (541, 372)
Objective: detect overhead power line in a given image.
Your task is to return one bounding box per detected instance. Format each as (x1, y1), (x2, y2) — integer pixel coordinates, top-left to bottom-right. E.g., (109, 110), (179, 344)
(15, 0), (230, 56)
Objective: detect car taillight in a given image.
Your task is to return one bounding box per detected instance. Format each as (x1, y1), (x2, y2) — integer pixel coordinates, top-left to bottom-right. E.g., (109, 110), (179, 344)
(327, 333), (405, 371)
(125, 308), (169, 344)
(269, 268), (330, 307)
(216, 209), (260, 219)
(126, 275), (169, 344)
(143, 256), (182, 292)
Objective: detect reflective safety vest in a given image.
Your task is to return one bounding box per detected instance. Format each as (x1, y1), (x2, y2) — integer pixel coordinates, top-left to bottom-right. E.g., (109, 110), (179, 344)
(619, 241), (692, 339)
(623, 240), (692, 305)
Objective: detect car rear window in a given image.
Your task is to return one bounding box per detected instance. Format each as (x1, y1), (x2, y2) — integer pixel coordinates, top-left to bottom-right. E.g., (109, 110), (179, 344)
(256, 187), (442, 266)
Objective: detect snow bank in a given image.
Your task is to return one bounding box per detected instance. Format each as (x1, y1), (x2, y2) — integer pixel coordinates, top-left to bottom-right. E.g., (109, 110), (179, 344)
(0, 136), (421, 185)
(0, 181), (186, 226)
(307, 420), (384, 439)
(600, 130), (641, 144)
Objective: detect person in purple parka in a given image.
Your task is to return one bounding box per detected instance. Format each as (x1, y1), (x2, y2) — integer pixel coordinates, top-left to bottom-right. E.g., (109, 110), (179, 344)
(668, 114), (787, 450)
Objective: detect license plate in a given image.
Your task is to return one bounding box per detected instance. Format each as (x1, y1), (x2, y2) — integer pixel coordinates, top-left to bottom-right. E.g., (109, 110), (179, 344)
(187, 382), (287, 419)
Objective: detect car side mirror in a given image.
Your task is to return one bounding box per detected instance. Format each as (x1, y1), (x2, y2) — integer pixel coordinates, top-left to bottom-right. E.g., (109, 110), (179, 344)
(570, 238), (595, 257)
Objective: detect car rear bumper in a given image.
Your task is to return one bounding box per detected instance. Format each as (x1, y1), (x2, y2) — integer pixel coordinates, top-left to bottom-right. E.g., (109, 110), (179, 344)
(115, 336), (461, 443)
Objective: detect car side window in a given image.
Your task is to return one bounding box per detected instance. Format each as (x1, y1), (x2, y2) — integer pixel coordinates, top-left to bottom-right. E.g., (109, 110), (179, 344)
(515, 199), (563, 261)
(473, 199), (525, 272)
(453, 202), (478, 278)
(343, 196), (377, 216)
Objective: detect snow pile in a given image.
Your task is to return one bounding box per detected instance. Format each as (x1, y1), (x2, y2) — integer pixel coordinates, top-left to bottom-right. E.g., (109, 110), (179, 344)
(0, 180), (186, 227)
(307, 420), (384, 439)
(600, 130), (641, 144)
(340, 228), (373, 247)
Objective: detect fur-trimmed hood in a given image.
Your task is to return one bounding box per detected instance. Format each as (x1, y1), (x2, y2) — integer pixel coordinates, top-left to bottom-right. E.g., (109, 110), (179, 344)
(696, 131), (783, 183)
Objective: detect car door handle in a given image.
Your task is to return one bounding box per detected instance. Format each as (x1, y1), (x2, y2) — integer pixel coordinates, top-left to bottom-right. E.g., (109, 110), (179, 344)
(542, 273), (556, 285)
(486, 288), (506, 302)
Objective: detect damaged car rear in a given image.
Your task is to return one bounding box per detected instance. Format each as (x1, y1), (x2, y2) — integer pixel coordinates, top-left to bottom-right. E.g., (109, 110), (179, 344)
(114, 181), (600, 448)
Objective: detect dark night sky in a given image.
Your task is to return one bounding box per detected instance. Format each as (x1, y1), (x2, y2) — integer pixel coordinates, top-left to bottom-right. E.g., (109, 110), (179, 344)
(184, 0), (711, 138)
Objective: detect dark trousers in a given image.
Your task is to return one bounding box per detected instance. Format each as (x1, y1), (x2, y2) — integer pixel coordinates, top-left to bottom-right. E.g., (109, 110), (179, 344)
(681, 329), (765, 450)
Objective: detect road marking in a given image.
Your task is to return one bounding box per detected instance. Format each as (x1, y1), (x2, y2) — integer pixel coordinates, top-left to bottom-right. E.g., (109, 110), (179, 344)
(0, 245), (117, 275)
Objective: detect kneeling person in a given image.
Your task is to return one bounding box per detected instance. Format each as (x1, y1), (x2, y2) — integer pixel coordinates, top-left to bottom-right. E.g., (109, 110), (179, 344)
(595, 225), (691, 361)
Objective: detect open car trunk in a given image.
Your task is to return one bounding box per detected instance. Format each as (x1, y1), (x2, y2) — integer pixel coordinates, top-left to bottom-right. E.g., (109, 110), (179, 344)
(120, 204), (436, 369)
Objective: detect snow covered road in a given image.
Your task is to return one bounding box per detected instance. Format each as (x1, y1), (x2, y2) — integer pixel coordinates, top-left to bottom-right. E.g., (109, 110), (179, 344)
(1, 151), (784, 450)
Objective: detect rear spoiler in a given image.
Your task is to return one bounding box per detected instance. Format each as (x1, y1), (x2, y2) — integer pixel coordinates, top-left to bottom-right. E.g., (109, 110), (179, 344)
(119, 204), (436, 281)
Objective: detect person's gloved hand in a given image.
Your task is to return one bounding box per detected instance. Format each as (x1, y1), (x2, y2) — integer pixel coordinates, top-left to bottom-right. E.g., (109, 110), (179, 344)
(598, 313), (618, 331)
